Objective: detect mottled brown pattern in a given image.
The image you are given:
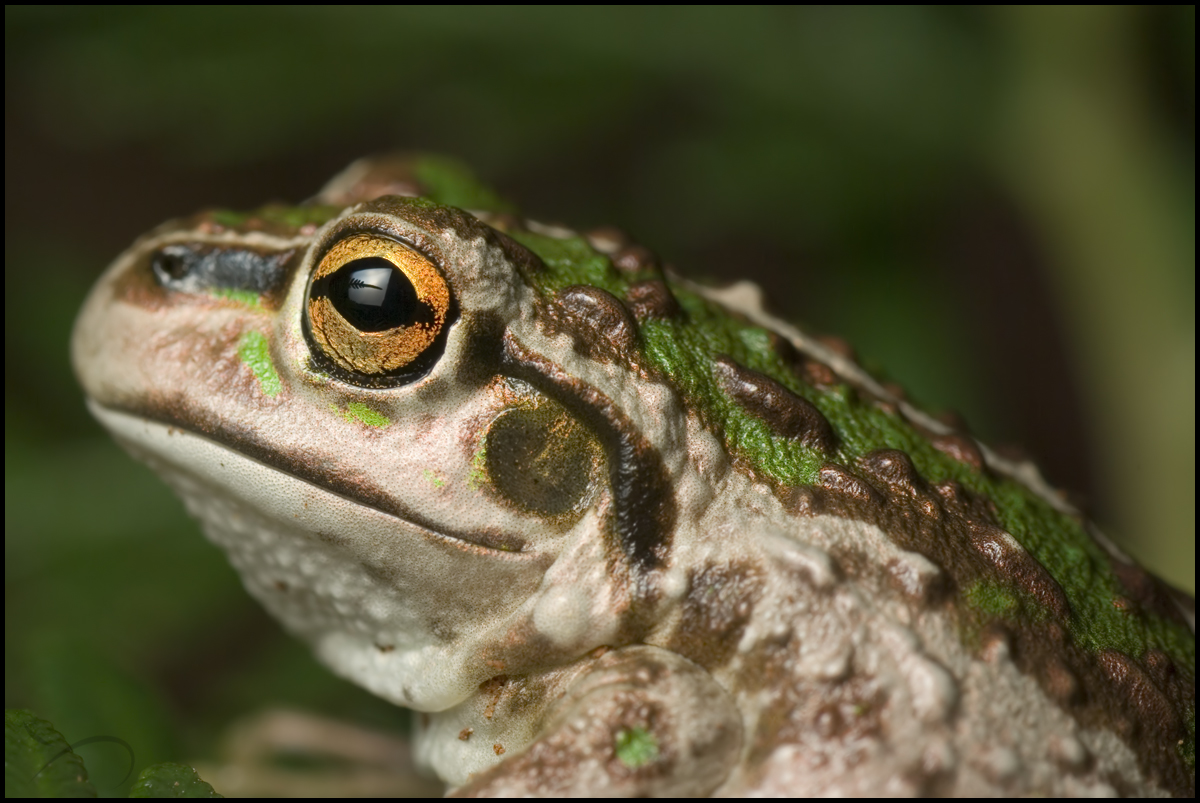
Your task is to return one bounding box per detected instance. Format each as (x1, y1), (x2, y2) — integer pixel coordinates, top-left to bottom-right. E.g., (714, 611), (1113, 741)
(459, 695), (674, 797)
(746, 676), (887, 777)
(785, 447), (1195, 796)
(667, 562), (763, 669)
(453, 647), (741, 797)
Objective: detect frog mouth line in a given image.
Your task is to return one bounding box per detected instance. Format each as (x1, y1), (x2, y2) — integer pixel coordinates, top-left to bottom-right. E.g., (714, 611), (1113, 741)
(87, 400), (538, 560)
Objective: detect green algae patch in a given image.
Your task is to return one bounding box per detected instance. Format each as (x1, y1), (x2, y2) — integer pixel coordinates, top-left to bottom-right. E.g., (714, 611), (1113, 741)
(614, 726), (659, 769)
(237, 331), (282, 397)
(466, 444), (488, 491)
(422, 469), (446, 489)
(210, 204), (342, 233)
(212, 287), (262, 308)
(965, 581), (1021, 617)
(508, 229), (631, 290)
(210, 209), (251, 228)
(343, 402), (389, 428)
(961, 578), (1056, 629)
(414, 155), (517, 214)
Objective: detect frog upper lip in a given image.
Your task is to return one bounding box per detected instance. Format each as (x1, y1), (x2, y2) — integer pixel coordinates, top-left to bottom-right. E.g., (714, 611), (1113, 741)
(87, 399), (536, 559)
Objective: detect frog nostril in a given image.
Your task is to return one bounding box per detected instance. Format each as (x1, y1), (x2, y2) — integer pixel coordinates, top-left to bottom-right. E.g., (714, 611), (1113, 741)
(151, 248), (191, 281)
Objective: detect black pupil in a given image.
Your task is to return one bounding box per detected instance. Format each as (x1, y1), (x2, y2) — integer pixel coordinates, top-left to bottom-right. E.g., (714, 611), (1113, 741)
(322, 257), (428, 332)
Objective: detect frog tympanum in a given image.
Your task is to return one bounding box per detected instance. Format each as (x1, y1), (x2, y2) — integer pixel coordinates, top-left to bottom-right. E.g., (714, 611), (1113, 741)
(73, 155), (1194, 796)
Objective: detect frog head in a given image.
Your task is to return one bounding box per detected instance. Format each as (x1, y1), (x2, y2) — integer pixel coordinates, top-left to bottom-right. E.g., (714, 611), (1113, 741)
(71, 168), (707, 713)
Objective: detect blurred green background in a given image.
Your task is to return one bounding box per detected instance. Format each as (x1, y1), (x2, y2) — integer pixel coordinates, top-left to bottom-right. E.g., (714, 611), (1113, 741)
(5, 6), (1193, 795)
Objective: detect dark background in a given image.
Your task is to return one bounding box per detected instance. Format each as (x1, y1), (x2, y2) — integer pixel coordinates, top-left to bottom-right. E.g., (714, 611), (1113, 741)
(6, 6), (1193, 795)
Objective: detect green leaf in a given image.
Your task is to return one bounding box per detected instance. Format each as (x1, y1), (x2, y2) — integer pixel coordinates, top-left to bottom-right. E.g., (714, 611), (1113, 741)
(4, 709), (97, 798)
(128, 763), (221, 798)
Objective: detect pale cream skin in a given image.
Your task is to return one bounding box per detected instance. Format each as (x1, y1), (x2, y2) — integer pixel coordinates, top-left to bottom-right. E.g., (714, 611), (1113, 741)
(72, 158), (1185, 796)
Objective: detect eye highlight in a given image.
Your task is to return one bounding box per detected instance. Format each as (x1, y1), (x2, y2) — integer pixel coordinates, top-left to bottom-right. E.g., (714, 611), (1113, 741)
(306, 234), (452, 385)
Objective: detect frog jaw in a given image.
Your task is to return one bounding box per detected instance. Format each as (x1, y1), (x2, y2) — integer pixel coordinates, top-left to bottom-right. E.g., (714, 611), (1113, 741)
(88, 402), (557, 711)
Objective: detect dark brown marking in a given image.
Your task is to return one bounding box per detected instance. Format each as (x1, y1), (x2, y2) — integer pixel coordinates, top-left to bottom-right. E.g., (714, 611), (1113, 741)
(858, 449), (923, 496)
(550, 285), (639, 364)
(667, 562), (763, 669)
(502, 333), (675, 576)
(1042, 658), (1079, 704)
(769, 333), (840, 390)
(612, 244), (659, 274)
(802, 360), (837, 388)
(625, 280), (681, 321)
(1097, 650), (1187, 762)
(713, 357), (837, 453)
(817, 464), (883, 505)
(967, 522), (1070, 619)
(930, 478), (970, 508)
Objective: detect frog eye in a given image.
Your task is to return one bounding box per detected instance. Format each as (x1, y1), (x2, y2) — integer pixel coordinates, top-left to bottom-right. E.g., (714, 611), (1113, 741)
(305, 233), (453, 385)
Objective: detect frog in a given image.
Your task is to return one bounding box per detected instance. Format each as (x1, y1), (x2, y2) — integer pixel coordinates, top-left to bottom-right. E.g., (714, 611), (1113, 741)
(72, 153), (1194, 797)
